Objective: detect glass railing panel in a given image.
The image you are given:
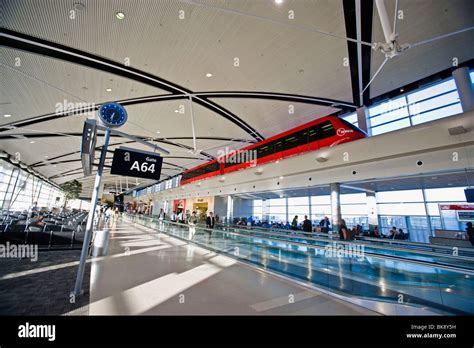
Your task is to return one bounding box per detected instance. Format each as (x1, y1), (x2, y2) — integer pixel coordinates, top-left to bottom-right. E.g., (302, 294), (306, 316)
(125, 215), (474, 314)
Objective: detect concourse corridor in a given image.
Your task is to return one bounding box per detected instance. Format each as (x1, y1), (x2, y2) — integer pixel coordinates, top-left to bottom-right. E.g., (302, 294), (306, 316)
(88, 219), (376, 316)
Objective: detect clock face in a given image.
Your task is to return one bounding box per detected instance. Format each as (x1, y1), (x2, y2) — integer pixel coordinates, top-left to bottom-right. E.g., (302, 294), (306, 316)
(98, 103), (127, 128)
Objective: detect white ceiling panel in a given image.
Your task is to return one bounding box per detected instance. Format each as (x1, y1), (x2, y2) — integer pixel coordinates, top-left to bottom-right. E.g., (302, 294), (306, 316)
(0, 47), (166, 126)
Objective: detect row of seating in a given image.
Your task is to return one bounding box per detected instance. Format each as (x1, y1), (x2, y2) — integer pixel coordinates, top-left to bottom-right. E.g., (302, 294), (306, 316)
(0, 226), (85, 248)
(0, 209), (89, 249)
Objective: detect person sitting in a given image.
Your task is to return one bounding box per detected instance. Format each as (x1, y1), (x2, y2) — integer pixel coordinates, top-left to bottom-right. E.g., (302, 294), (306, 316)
(388, 226), (397, 239)
(28, 215), (46, 232)
(319, 216), (330, 233)
(372, 226), (380, 238)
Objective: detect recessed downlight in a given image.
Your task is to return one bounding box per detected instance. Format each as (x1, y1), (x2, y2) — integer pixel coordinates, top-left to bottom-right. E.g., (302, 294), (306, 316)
(206, 73), (213, 77)
(3, 114), (11, 118)
(106, 88), (112, 92)
(74, 3), (86, 11)
(30, 141), (35, 144)
(115, 12), (125, 20)
(156, 131), (161, 134)
(275, 0), (284, 4)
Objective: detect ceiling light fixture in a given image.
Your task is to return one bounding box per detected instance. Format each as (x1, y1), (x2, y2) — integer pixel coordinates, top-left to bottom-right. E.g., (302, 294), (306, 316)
(3, 114), (12, 118)
(316, 156), (328, 163)
(115, 12), (125, 20)
(156, 131), (160, 134)
(174, 110), (179, 113)
(275, 0), (284, 4)
(206, 73), (213, 77)
(106, 88), (112, 92)
(30, 141), (35, 144)
(74, 3), (86, 11)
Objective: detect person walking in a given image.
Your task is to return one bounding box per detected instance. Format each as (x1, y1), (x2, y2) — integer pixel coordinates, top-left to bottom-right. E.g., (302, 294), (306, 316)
(188, 211), (198, 240)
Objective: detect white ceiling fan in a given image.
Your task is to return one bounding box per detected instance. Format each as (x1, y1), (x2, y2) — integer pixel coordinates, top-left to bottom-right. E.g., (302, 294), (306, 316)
(361, 0), (474, 96)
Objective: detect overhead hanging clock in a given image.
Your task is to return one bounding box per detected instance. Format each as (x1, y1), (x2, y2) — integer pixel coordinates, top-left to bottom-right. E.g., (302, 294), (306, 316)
(98, 102), (128, 128)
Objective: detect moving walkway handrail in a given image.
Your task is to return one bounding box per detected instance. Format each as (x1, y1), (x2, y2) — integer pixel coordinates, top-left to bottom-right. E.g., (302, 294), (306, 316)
(223, 222), (474, 254)
(215, 223), (474, 263)
(129, 215), (474, 275)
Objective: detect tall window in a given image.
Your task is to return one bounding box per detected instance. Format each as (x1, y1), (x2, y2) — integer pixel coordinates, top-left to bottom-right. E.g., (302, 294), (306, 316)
(0, 159), (64, 211)
(340, 74), (467, 136)
(268, 198), (286, 223)
(253, 199), (263, 220)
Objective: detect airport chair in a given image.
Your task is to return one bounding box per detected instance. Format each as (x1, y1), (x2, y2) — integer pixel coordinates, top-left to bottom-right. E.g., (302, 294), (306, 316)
(3, 224), (28, 244)
(50, 231), (74, 247)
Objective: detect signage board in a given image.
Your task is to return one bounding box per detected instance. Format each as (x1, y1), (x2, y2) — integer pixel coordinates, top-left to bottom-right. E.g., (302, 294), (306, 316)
(111, 147), (163, 180)
(81, 119), (97, 176)
(457, 211), (474, 221)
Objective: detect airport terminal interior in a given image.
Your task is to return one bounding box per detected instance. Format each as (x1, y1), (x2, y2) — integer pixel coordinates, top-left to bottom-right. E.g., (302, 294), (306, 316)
(1, 0), (474, 327)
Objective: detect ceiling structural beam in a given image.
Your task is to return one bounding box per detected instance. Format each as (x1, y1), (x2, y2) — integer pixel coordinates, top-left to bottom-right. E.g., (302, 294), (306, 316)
(343, 0), (374, 106)
(26, 137), (214, 169)
(375, 0), (393, 44)
(188, 95), (198, 154)
(33, 157), (113, 168)
(1, 29), (263, 141)
(355, 0), (364, 106)
(0, 90), (356, 132)
(0, 132), (256, 145)
(193, 92), (356, 110)
(340, 184), (376, 193)
(97, 126), (170, 155)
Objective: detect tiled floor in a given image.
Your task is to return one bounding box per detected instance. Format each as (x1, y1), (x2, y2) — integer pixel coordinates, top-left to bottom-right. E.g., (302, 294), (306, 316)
(89, 220), (378, 315)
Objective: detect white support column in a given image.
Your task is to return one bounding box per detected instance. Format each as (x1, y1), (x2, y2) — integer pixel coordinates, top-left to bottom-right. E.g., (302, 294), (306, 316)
(262, 199), (269, 223)
(366, 191), (378, 232)
(330, 183), (341, 233)
(356, 106), (371, 134)
(226, 195), (233, 224)
(453, 67), (474, 112)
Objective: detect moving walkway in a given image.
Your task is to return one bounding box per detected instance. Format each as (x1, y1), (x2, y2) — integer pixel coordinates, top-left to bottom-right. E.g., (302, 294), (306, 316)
(126, 215), (474, 315)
